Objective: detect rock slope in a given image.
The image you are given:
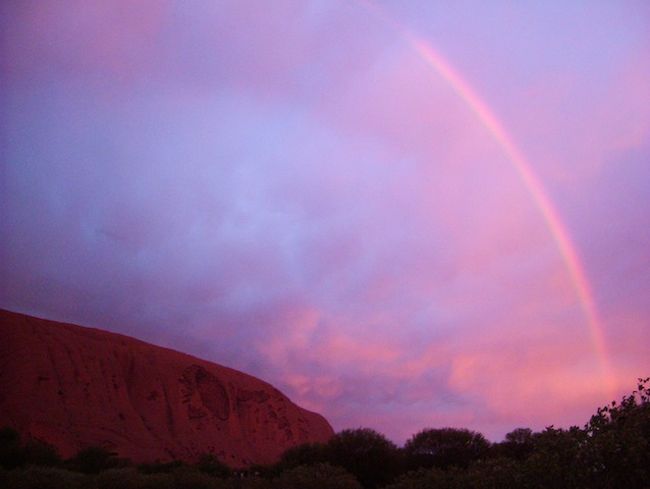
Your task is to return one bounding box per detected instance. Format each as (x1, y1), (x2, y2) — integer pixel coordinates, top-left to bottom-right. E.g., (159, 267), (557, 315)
(0, 309), (333, 466)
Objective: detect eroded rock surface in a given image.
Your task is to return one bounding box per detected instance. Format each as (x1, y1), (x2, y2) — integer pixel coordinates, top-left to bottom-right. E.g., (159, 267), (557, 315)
(0, 309), (333, 466)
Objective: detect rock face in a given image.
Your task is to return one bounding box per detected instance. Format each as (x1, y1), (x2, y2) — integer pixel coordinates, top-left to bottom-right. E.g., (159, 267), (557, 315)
(0, 309), (333, 466)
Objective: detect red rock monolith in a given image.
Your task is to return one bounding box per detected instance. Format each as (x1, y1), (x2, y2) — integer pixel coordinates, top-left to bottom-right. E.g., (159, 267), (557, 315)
(0, 309), (333, 466)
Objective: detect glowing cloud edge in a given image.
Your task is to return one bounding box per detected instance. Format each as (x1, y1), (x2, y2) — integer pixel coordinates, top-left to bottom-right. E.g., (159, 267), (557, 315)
(359, 0), (616, 396)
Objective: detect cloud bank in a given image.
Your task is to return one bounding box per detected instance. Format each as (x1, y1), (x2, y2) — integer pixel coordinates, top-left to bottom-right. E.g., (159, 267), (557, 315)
(2, 0), (649, 442)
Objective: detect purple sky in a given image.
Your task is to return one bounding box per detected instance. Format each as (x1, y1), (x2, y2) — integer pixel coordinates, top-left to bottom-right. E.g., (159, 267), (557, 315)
(1, 1), (649, 443)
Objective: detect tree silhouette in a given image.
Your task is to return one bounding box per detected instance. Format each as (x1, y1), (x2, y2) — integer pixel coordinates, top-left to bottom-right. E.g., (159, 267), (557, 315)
(494, 427), (535, 460)
(0, 427), (24, 469)
(69, 446), (123, 474)
(404, 427), (489, 469)
(326, 428), (402, 489)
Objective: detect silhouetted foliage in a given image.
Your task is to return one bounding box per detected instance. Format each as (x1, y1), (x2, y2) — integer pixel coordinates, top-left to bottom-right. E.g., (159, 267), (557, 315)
(197, 453), (232, 478)
(386, 457), (524, 489)
(233, 475), (273, 489)
(578, 376), (650, 489)
(272, 463), (361, 489)
(277, 441), (328, 470)
(390, 378), (650, 489)
(404, 427), (490, 469)
(274, 429), (401, 488)
(95, 465), (234, 489)
(138, 459), (186, 474)
(169, 466), (227, 489)
(2, 465), (88, 489)
(96, 468), (135, 489)
(96, 466), (230, 489)
(492, 427), (535, 460)
(21, 439), (61, 467)
(69, 446), (126, 474)
(383, 466), (461, 489)
(464, 457), (523, 489)
(326, 428), (402, 489)
(522, 425), (586, 489)
(505, 427), (534, 445)
(0, 428), (61, 469)
(0, 428), (24, 469)
(1, 376), (648, 489)
(244, 462), (280, 479)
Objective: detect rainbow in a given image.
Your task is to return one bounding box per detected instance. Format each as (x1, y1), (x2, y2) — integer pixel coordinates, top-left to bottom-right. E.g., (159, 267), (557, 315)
(360, 1), (616, 395)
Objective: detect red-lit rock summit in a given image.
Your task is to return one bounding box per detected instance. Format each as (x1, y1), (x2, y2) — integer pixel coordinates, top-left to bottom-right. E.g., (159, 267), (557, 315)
(0, 309), (333, 466)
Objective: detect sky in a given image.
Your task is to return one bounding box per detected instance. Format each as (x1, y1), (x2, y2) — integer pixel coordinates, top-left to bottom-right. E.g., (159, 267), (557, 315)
(1, 0), (649, 443)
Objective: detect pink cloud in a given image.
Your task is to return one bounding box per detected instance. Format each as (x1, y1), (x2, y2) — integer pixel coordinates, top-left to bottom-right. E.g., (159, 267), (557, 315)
(2, 0), (648, 446)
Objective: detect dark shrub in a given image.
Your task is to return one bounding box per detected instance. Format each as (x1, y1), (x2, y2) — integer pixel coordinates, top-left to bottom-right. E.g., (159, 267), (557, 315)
(22, 439), (61, 467)
(3, 465), (87, 489)
(278, 442), (328, 470)
(404, 427), (490, 469)
(170, 466), (228, 489)
(96, 468), (143, 489)
(579, 377), (650, 489)
(273, 463), (361, 489)
(137, 472), (177, 489)
(0, 427), (24, 469)
(383, 467), (462, 489)
(465, 457), (523, 489)
(326, 428), (402, 489)
(95, 467), (179, 489)
(69, 446), (126, 474)
(235, 476), (273, 489)
(138, 459), (186, 474)
(196, 453), (232, 478)
(493, 428), (535, 461)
